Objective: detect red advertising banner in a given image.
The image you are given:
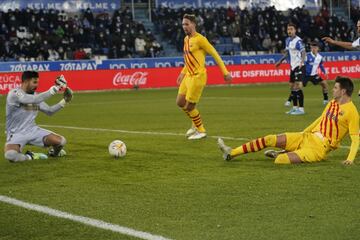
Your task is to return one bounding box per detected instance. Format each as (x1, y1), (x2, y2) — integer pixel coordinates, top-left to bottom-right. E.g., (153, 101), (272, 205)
(1, 60), (359, 94)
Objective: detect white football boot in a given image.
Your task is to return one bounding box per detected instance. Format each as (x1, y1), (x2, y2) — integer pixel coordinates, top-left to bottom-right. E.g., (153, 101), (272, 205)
(217, 138), (233, 161)
(188, 130), (207, 140)
(185, 126), (197, 137)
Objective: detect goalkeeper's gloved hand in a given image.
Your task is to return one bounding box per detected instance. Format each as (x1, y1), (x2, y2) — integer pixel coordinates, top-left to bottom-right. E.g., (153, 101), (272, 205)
(55, 75), (67, 89)
(63, 87), (73, 103)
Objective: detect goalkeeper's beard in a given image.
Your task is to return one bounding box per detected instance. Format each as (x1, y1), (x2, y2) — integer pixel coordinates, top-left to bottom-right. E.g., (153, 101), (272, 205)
(27, 87), (37, 94)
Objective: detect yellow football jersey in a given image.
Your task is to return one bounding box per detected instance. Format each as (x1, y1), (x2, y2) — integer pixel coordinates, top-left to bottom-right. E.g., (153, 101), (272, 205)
(181, 32), (229, 76)
(304, 99), (359, 161)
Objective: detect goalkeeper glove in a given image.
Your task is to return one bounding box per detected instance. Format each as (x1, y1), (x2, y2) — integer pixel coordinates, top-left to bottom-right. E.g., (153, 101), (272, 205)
(55, 75), (67, 89)
(63, 87), (73, 103)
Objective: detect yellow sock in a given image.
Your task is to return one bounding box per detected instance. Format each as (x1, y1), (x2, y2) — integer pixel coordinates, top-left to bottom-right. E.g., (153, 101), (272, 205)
(187, 108), (206, 133)
(231, 135), (276, 157)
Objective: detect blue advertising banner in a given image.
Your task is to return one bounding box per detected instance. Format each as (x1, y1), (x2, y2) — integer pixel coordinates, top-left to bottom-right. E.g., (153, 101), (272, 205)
(202, 0), (239, 8)
(0, 51), (359, 72)
(158, 0), (199, 8)
(0, 0), (119, 12)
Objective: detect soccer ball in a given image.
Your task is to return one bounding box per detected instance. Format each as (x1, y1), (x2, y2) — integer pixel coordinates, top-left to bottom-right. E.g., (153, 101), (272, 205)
(108, 140), (127, 158)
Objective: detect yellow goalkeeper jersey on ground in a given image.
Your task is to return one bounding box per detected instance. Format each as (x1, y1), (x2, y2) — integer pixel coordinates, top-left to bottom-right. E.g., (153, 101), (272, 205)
(181, 32), (229, 76)
(304, 99), (359, 161)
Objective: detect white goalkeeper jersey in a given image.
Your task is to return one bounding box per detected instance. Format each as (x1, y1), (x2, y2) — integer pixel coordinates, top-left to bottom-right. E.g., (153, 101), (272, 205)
(5, 87), (61, 135)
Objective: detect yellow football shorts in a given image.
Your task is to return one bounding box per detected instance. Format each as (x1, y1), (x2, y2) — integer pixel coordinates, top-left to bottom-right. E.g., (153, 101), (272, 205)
(284, 132), (331, 162)
(178, 72), (207, 103)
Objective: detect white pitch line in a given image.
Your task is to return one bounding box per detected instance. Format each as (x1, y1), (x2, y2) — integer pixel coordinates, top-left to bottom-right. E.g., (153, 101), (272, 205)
(40, 124), (250, 141)
(39, 124), (351, 149)
(0, 195), (171, 240)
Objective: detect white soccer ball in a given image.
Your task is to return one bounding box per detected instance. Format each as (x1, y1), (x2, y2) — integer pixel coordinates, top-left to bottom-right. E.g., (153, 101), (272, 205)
(108, 140), (127, 158)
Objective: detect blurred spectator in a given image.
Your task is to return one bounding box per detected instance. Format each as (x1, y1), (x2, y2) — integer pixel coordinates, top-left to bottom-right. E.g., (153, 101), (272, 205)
(0, 7), (161, 61)
(74, 48), (87, 60)
(154, 5), (355, 54)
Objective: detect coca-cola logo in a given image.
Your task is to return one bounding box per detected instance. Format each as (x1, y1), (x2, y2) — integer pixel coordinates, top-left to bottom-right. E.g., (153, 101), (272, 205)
(113, 72), (148, 86)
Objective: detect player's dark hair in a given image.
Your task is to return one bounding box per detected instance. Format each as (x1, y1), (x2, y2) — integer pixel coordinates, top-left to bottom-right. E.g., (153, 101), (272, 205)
(22, 71), (39, 82)
(183, 14), (196, 24)
(310, 41), (319, 47)
(335, 76), (354, 96)
(287, 23), (297, 29)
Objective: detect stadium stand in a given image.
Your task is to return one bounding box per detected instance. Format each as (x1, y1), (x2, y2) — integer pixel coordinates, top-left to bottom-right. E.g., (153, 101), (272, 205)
(0, 4), (358, 61)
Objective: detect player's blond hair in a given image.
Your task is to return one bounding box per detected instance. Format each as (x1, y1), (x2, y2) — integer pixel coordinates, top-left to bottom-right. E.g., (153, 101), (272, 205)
(183, 14), (196, 25)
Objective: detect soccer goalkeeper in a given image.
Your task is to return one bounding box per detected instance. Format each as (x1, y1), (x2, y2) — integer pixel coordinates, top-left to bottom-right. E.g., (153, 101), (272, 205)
(4, 71), (73, 162)
(218, 76), (359, 165)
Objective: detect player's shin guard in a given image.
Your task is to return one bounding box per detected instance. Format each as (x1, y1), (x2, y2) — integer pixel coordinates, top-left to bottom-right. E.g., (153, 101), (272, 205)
(52, 136), (67, 156)
(230, 135), (277, 157)
(5, 150), (31, 162)
(188, 108), (206, 133)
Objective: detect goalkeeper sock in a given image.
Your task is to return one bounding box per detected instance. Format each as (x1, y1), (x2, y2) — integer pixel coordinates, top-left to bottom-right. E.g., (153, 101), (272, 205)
(231, 135), (277, 157)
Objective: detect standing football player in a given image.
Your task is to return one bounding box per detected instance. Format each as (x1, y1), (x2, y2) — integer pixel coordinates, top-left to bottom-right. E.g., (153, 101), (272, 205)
(176, 14), (232, 140)
(4, 71), (73, 162)
(275, 23), (306, 115)
(303, 41), (329, 105)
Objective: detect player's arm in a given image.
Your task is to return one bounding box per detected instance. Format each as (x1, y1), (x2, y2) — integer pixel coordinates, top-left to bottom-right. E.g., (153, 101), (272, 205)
(199, 36), (231, 81)
(39, 88), (73, 116)
(297, 40), (306, 67)
(275, 51), (288, 67)
(177, 66), (187, 85)
(319, 60), (326, 74)
(322, 37), (354, 50)
(39, 100), (65, 116)
(16, 89), (56, 104)
(17, 75), (67, 104)
(300, 50), (306, 67)
(343, 113), (359, 165)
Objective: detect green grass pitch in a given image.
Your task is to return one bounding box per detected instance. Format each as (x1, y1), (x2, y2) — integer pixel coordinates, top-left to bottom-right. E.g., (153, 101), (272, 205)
(1, 81), (360, 240)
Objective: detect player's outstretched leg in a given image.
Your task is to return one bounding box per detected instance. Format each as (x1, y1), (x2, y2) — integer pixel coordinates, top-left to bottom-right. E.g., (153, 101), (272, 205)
(217, 134), (278, 160)
(4, 148), (48, 162)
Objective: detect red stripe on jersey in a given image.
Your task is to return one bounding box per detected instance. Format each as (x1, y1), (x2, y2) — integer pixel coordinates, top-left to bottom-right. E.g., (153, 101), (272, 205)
(335, 104), (340, 140)
(250, 142), (255, 152)
(328, 102), (337, 139)
(323, 102), (333, 137)
(184, 54), (195, 75)
(255, 139), (261, 150)
(185, 40), (197, 69)
(242, 144), (248, 153)
(183, 40), (195, 75)
(187, 38), (200, 66)
(261, 138), (266, 147)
